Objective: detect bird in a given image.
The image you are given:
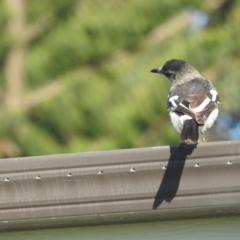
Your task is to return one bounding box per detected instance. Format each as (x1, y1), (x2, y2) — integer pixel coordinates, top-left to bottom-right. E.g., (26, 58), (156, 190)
(151, 59), (221, 144)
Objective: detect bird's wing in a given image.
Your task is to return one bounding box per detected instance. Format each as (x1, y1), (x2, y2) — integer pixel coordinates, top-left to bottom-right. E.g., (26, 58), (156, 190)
(167, 79), (220, 125)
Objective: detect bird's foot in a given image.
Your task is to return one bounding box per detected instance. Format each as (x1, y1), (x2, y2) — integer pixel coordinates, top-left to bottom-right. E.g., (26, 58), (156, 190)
(200, 131), (206, 143)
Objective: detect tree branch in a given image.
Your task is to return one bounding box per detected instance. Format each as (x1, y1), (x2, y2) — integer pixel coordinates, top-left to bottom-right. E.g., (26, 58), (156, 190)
(5, 0), (26, 111)
(23, 80), (66, 110)
(25, 15), (55, 43)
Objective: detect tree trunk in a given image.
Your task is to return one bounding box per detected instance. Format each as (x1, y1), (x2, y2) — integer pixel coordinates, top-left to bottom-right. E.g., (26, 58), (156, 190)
(5, 0), (26, 111)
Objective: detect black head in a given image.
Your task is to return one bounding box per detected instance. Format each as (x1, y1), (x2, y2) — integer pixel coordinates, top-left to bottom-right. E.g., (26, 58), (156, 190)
(151, 59), (197, 82)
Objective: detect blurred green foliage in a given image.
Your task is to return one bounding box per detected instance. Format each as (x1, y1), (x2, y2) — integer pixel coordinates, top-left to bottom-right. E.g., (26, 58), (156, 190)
(0, 0), (239, 157)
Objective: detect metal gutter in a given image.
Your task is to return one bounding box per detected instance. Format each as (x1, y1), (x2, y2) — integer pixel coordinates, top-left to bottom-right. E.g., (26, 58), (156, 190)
(0, 140), (240, 231)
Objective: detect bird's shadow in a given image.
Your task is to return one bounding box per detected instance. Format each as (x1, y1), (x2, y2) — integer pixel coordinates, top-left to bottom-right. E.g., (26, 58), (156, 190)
(152, 144), (196, 210)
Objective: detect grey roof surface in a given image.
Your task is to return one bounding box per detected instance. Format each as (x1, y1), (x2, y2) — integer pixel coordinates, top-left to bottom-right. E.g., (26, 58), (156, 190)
(0, 140), (240, 231)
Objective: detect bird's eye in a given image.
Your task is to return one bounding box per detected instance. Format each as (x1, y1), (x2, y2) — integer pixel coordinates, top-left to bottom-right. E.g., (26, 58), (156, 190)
(169, 74), (175, 80)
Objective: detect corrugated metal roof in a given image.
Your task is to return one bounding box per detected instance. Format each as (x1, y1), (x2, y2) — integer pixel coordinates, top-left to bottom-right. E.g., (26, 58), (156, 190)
(0, 140), (240, 231)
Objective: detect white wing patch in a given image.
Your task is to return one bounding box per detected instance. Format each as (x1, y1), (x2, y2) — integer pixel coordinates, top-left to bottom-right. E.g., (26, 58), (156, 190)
(201, 108), (219, 133)
(168, 95), (179, 108)
(190, 97), (211, 112)
(179, 103), (189, 110)
(210, 89), (218, 101)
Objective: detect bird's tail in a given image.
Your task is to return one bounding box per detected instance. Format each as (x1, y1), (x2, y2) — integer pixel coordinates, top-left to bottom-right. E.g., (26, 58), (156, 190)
(180, 119), (199, 143)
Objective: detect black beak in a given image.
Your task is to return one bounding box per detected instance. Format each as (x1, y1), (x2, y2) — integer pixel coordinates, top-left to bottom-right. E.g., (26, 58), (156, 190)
(150, 67), (163, 74)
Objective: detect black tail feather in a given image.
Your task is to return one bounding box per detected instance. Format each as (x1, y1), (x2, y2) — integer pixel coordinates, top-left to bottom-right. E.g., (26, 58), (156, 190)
(180, 119), (199, 142)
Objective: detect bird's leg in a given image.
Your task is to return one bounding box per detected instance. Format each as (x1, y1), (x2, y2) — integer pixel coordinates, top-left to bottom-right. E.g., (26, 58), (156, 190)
(200, 131), (206, 142)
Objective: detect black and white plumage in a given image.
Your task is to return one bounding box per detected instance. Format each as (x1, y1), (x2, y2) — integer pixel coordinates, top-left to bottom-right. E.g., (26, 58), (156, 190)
(151, 59), (221, 143)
